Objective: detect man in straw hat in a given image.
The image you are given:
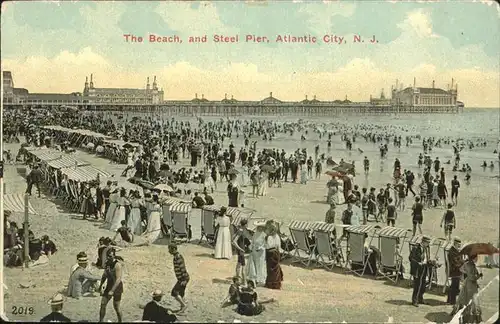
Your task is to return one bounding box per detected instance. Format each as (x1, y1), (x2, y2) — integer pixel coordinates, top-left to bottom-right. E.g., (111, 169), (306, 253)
(410, 235), (431, 307)
(40, 293), (71, 322)
(142, 289), (177, 323)
(447, 237), (464, 305)
(67, 253), (100, 299)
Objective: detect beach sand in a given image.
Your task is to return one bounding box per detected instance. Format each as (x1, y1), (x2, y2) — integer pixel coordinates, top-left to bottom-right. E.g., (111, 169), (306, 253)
(2, 133), (499, 322)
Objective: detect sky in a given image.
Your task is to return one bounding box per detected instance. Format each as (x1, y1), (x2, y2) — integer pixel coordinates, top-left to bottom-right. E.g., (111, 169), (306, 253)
(1, 0), (499, 107)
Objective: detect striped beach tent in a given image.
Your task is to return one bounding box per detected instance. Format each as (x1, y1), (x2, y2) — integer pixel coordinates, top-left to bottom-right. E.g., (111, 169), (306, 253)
(169, 202), (192, 214)
(60, 165), (112, 182)
(314, 222), (337, 233)
(2, 193), (38, 214)
(377, 226), (412, 238)
(345, 224), (381, 234)
(46, 156), (89, 169)
(201, 204), (222, 213)
(288, 220), (325, 231)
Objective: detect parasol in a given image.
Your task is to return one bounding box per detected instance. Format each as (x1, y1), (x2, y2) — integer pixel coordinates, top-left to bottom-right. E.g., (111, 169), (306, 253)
(86, 142), (95, 149)
(460, 243), (499, 256)
(260, 164), (275, 173)
(123, 143), (134, 149)
(96, 146), (104, 153)
(154, 183), (174, 192)
(325, 170), (343, 177)
(21, 143), (30, 148)
(331, 165), (350, 174)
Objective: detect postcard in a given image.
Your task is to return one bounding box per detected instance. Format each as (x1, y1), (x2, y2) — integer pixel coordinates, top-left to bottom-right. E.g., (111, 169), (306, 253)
(1, 1), (499, 323)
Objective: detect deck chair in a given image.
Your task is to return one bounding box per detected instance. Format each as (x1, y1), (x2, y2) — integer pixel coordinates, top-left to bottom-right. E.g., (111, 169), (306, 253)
(377, 236), (404, 283)
(345, 232), (373, 276)
(199, 210), (216, 244)
(289, 228), (316, 267)
(172, 213), (190, 241)
(314, 230), (344, 270)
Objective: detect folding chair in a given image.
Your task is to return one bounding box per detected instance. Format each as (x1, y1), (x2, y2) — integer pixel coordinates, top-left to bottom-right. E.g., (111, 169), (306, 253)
(345, 232), (373, 276)
(377, 227), (411, 283)
(199, 205), (219, 244)
(170, 202), (192, 242)
(289, 227), (316, 267)
(314, 229), (344, 270)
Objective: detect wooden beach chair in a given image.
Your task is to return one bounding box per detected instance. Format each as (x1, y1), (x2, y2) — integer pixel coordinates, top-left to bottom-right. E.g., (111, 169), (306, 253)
(376, 227), (411, 283)
(161, 197), (180, 236)
(345, 225), (381, 277)
(288, 221), (317, 267)
(199, 205), (220, 244)
(170, 202), (192, 242)
(313, 222), (344, 270)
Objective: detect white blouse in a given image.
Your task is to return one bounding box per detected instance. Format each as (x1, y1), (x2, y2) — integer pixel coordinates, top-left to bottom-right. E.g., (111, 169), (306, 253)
(266, 234), (282, 251)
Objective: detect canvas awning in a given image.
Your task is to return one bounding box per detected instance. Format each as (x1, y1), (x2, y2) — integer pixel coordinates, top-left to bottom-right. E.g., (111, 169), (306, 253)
(3, 193), (38, 214)
(60, 165), (112, 182)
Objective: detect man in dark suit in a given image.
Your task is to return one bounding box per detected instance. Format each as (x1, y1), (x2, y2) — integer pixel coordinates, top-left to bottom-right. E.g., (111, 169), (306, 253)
(447, 237), (464, 305)
(410, 236), (431, 307)
(26, 164), (42, 197)
(142, 289), (177, 323)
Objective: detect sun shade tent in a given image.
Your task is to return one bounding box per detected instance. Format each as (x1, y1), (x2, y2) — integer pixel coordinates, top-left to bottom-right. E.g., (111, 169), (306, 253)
(59, 165), (112, 183)
(161, 197), (184, 230)
(170, 202), (193, 241)
(288, 220), (325, 267)
(376, 226), (412, 283)
(3, 193), (38, 214)
(313, 222), (345, 270)
(408, 234), (447, 289)
(344, 224), (381, 277)
(199, 204), (222, 244)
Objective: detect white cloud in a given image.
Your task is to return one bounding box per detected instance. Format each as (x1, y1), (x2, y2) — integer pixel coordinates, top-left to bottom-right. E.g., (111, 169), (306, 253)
(397, 8), (439, 38)
(4, 47), (498, 107)
(155, 1), (239, 36)
(298, 2), (356, 35)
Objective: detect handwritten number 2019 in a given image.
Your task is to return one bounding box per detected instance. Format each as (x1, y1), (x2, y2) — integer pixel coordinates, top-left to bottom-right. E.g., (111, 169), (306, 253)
(12, 306), (34, 315)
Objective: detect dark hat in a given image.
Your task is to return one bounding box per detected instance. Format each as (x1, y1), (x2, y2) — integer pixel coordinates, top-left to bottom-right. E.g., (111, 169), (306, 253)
(220, 206), (227, 214)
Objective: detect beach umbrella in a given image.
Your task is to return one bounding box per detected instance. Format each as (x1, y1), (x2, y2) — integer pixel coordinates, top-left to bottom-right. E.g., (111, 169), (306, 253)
(460, 243), (499, 257)
(21, 143), (30, 148)
(331, 166), (350, 174)
(325, 170), (343, 177)
(260, 165), (275, 173)
(154, 183), (174, 192)
(128, 177), (142, 185)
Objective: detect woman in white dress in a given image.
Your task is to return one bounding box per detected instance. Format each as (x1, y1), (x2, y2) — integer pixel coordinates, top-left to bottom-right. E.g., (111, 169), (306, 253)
(127, 191), (143, 235)
(110, 188), (129, 232)
(247, 222), (267, 285)
(240, 164), (249, 187)
(214, 209), (232, 259)
(105, 189), (119, 229)
(142, 194), (163, 244)
(258, 171), (268, 196)
(336, 177), (345, 205)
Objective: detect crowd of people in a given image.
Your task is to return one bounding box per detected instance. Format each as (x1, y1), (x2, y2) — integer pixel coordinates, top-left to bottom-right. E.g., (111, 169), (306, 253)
(3, 108), (499, 322)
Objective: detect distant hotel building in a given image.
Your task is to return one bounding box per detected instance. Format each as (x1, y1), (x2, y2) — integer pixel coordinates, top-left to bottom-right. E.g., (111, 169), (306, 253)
(82, 74), (164, 106)
(2, 71), (462, 114)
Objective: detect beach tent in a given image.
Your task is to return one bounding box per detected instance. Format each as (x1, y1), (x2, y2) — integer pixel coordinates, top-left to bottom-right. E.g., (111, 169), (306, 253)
(3, 193), (38, 214)
(60, 165), (113, 183)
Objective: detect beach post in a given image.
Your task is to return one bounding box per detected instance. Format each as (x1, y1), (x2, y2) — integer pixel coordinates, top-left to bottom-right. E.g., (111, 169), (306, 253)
(24, 193), (30, 268)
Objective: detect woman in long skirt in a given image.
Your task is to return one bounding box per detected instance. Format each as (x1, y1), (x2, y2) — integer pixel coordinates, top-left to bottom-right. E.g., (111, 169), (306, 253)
(105, 189), (119, 228)
(452, 255), (483, 323)
(110, 188), (129, 232)
(247, 223), (267, 285)
(264, 222), (283, 290)
(127, 191), (143, 235)
(259, 171), (268, 196)
(142, 194), (163, 244)
(214, 211), (232, 259)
